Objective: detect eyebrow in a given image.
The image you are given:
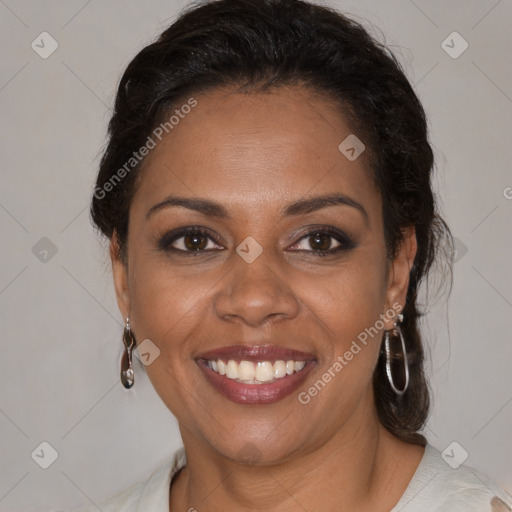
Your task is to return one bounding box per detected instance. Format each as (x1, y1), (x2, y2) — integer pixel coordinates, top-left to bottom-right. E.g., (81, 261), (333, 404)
(146, 193), (369, 225)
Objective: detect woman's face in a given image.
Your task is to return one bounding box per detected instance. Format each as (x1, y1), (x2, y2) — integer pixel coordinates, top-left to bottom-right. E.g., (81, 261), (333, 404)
(112, 85), (416, 463)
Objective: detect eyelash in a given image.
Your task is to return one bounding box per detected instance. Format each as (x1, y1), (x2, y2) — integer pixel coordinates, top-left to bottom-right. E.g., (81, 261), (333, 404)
(157, 225), (356, 257)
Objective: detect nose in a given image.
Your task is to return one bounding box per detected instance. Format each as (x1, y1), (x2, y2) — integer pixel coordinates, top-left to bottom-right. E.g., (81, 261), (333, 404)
(213, 249), (300, 327)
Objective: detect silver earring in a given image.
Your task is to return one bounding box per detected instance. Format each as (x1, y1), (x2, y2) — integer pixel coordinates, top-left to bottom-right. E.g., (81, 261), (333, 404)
(383, 313), (409, 396)
(120, 317), (135, 389)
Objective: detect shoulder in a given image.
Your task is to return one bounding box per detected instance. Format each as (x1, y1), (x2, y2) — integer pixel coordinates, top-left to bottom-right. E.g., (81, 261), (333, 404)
(60, 447), (187, 512)
(392, 444), (512, 512)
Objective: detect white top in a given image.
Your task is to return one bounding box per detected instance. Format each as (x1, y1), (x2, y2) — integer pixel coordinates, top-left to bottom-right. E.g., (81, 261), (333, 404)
(64, 444), (512, 512)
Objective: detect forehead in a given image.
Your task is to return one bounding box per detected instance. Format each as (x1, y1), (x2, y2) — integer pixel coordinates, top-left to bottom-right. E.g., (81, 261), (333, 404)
(132, 85), (380, 217)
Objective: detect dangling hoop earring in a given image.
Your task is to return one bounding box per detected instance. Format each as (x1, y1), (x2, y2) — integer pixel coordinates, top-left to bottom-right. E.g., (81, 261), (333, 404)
(120, 317), (135, 389)
(383, 313), (409, 396)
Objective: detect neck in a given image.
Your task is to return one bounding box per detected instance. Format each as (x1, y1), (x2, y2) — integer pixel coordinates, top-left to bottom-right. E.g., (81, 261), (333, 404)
(170, 400), (424, 512)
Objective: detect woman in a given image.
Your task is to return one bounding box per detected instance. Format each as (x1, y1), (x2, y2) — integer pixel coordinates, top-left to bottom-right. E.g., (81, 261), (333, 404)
(72, 0), (511, 510)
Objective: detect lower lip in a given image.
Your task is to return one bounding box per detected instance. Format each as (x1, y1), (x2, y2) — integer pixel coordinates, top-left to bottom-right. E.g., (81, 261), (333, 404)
(196, 360), (316, 405)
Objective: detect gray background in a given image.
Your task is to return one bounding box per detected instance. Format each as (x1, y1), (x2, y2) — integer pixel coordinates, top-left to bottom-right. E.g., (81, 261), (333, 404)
(1, 0), (511, 510)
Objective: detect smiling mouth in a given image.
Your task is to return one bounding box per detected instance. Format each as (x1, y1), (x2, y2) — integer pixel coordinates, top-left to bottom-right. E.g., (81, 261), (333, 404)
(201, 358), (308, 384)
(195, 344), (317, 404)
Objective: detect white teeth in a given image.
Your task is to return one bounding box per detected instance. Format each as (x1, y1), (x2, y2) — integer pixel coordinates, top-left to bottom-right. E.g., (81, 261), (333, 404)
(255, 361), (274, 382)
(207, 358), (309, 383)
(273, 360), (286, 378)
(238, 360), (255, 380)
(226, 360), (239, 379)
(294, 361), (306, 372)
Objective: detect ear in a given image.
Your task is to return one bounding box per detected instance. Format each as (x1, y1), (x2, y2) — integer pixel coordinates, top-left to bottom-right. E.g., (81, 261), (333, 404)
(110, 231), (130, 321)
(384, 226), (417, 327)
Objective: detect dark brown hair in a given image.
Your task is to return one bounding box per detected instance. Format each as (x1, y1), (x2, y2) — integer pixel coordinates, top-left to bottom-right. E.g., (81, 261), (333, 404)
(91, 0), (453, 445)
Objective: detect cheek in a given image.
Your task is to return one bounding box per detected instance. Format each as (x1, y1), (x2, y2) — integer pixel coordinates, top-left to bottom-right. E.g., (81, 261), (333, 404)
(127, 264), (214, 417)
(308, 253), (390, 386)
(319, 250), (388, 322)
(129, 260), (210, 347)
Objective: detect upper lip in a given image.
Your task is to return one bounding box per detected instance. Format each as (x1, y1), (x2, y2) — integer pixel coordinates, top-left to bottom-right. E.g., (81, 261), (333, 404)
(196, 344), (316, 363)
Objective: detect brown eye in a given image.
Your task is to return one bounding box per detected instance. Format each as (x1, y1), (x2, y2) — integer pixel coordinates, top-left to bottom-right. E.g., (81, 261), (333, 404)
(288, 226), (356, 256)
(183, 233), (208, 251)
(158, 226), (224, 254)
(308, 232), (335, 251)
